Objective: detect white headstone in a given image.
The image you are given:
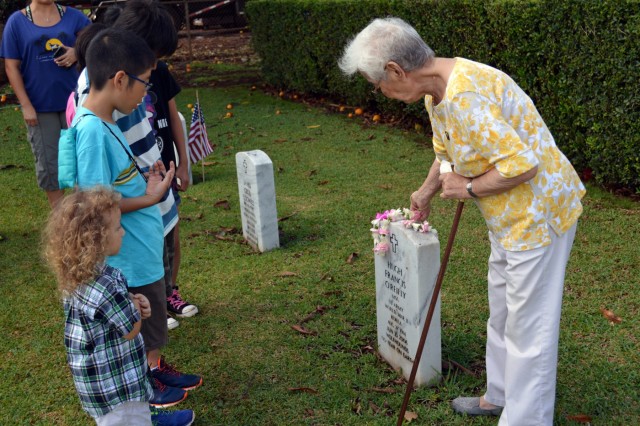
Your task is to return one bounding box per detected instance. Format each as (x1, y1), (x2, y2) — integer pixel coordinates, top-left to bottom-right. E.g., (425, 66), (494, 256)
(375, 221), (441, 386)
(236, 150), (280, 252)
(177, 112), (193, 186)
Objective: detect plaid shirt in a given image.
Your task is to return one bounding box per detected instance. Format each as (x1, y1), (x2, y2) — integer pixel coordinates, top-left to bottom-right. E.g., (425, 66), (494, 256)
(64, 264), (152, 418)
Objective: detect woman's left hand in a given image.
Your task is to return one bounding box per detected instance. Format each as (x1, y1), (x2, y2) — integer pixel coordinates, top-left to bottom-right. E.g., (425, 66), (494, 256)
(54, 46), (77, 68)
(439, 171), (471, 199)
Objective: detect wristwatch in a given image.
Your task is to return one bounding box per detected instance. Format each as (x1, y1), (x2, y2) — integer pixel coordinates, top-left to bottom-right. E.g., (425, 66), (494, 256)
(466, 180), (478, 198)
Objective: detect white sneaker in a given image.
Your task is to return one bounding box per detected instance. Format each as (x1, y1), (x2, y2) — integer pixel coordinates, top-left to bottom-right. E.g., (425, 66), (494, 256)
(167, 315), (179, 330)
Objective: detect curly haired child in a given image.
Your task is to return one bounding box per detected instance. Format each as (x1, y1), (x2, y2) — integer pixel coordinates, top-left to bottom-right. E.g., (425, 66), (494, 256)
(43, 187), (194, 425)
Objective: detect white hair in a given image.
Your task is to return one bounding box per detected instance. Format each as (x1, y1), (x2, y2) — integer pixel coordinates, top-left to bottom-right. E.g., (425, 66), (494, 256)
(338, 17), (435, 82)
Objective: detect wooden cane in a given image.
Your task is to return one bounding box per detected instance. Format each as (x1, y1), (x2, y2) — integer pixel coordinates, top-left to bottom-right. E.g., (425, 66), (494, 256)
(396, 162), (465, 425)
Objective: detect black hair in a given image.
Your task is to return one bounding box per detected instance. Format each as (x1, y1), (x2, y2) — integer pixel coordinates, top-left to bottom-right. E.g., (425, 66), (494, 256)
(113, 0), (178, 58)
(85, 28), (156, 90)
(75, 23), (107, 71)
(101, 4), (123, 27)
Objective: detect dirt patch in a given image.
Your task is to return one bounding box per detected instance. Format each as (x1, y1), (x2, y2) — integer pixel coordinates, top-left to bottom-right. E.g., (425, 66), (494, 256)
(170, 29), (261, 88)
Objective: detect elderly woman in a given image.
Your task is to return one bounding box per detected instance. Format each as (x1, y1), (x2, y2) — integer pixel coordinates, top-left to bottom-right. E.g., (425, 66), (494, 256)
(340, 17), (585, 425)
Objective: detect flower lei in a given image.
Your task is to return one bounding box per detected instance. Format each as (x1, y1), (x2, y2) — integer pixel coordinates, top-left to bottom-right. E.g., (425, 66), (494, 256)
(370, 208), (432, 255)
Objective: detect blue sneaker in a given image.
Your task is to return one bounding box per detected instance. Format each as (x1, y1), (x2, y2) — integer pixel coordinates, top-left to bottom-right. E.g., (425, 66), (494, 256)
(151, 408), (195, 426)
(152, 356), (203, 391)
(149, 378), (188, 408)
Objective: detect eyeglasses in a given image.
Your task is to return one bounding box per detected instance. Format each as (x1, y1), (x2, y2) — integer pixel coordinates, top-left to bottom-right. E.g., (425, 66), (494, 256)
(109, 71), (153, 91)
(126, 72), (153, 91)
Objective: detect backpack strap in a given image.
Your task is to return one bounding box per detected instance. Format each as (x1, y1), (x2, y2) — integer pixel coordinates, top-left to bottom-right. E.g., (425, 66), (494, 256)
(100, 122), (148, 183)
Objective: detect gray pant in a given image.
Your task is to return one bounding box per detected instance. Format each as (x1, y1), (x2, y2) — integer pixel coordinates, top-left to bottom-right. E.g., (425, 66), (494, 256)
(26, 111), (66, 190)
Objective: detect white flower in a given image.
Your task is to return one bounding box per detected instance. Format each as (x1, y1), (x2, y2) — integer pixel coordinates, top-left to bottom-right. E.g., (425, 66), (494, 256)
(388, 209), (404, 221)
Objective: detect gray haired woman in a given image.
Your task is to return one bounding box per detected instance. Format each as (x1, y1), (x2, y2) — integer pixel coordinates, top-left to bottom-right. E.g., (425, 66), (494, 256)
(340, 17), (585, 425)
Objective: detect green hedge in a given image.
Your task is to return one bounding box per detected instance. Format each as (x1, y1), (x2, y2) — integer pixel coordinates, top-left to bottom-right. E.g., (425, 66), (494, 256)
(247, 0), (640, 192)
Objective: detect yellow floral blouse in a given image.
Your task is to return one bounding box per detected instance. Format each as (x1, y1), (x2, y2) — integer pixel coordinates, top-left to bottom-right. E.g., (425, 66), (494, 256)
(425, 58), (586, 251)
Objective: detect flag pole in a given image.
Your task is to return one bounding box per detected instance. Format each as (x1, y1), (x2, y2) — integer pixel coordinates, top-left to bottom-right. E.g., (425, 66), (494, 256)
(196, 90), (205, 183)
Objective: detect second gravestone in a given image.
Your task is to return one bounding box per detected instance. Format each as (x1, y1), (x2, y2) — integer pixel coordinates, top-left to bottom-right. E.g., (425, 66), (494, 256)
(375, 221), (441, 386)
(236, 150), (280, 252)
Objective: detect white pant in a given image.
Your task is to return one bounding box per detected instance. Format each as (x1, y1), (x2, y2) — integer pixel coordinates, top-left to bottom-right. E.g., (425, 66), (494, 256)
(483, 223), (577, 426)
(95, 401), (151, 426)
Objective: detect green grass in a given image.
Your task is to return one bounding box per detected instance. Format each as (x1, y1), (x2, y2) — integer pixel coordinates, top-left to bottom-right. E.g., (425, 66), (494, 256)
(0, 86), (638, 425)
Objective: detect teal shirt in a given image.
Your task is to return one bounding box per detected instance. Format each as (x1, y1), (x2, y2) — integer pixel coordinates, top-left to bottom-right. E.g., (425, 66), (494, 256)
(73, 108), (164, 287)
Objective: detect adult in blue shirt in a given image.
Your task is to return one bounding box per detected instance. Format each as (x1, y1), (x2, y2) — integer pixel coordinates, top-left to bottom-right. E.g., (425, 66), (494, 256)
(0, 0), (89, 207)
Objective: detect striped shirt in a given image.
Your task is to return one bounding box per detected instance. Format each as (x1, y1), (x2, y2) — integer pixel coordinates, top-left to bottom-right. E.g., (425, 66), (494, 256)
(64, 265), (152, 418)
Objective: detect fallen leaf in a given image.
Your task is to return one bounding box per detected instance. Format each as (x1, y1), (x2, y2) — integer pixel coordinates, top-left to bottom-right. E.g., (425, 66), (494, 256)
(600, 307), (622, 324)
(219, 226), (239, 233)
(404, 411), (418, 422)
(307, 169), (317, 177)
(278, 211), (298, 222)
(444, 359), (476, 377)
(351, 398), (362, 415)
(274, 138), (288, 143)
(303, 408), (315, 417)
(214, 199), (230, 210)
(300, 305), (335, 324)
(367, 134), (376, 140)
(346, 252), (359, 264)
(319, 273), (334, 282)
(318, 180), (329, 185)
(300, 137), (315, 141)
(307, 125), (321, 128)
(379, 184), (393, 190)
(566, 414), (593, 423)
(360, 345), (375, 353)
(215, 233), (234, 241)
(369, 401), (381, 414)
(288, 387), (318, 394)
(278, 271), (298, 277)
(202, 161), (218, 166)
(370, 387), (395, 394)
(291, 324), (317, 336)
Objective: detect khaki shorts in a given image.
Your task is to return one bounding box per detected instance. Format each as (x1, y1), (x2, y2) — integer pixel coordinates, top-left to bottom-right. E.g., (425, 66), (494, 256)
(131, 278), (168, 351)
(26, 111), (67, 191)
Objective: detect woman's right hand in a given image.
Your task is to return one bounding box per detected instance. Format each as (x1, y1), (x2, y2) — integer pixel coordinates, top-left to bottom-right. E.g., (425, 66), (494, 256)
(410, 190), (431, 221)
(21, 104), (37, 126)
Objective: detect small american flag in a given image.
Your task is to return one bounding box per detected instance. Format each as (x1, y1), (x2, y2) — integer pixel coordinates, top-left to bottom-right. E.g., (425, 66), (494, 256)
(187, 102), (213, 164)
